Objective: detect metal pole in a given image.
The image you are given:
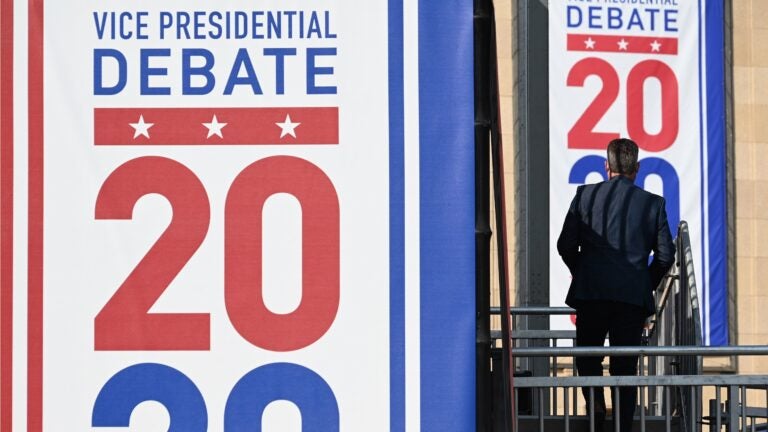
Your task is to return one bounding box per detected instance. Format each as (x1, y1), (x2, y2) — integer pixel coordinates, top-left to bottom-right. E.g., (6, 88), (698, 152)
(614, 386), (621, 432)
(514, 388), (519, 432)
(666, 386), (672, 432)
(716, 388), (722, 432)
(515, 0), (551, 388)
(728, 385), (739, 432)
(690, 386), (696, 432)
(539, 388), (545, 431)
(473, 0), (493, 429)
(564, 385), (570, 432)
(590, 387), (595, 432)
(742, 386), (747, 432)
(641, 385), (646, 432)
(486, 0), (517, 428)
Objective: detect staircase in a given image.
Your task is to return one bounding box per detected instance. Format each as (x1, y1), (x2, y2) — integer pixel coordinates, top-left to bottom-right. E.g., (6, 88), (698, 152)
(489, 222), (768, 431)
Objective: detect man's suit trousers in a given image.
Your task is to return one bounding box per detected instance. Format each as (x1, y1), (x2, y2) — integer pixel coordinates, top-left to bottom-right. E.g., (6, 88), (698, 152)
(575, 301), (647, 432)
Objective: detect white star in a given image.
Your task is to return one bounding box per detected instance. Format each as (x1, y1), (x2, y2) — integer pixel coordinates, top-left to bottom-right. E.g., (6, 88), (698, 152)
(129, 115), (153, 139)
(617, 39), (629, 51)
(584, 37), (596, 49)
(650, 40), (662, 52)
(202, 114), (227, 139)
(276, 114), (301, 139)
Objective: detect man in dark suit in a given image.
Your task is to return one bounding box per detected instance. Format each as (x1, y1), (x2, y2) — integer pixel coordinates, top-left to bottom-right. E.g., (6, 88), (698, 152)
(557, 138), (675, 432)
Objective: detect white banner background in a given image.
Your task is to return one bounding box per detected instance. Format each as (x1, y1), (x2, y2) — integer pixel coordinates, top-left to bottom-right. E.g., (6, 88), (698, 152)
(6, 1), (480, 430)
(548, 1), (724, 342)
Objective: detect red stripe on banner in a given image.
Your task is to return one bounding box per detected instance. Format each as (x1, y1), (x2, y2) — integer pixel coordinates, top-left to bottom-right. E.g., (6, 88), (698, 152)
(28, 0), (44, 430)
(0, 0), (14, 429)
(567, 33), (678, 55)
(94, 107), (339, 145)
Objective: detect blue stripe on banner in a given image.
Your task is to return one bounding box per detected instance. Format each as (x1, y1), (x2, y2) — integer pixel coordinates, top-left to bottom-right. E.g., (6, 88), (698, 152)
(419, 0), (475, 430)
(705, 1), (728, 346)
(388, 0), (405, 430)
(696, 0), (708, 344)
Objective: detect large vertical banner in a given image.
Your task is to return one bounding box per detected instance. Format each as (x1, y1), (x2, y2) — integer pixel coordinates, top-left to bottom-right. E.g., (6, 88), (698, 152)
(549, 1), (727, 345)
(1, 0), (476, 430)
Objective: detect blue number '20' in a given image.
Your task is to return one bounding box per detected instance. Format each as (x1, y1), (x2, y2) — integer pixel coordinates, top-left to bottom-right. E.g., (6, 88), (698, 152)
(92, 363), (207, 431)
(93, 362), (339, 431)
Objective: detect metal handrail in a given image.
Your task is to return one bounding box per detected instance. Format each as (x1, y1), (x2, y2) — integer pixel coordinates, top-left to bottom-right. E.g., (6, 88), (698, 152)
(514, 374), (768, 388)
(645, 272), (676, 342)
(510, 345), (768, 357)
(490, 306), (575, 315)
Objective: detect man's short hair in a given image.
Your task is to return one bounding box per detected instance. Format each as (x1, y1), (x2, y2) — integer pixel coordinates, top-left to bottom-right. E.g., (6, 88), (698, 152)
(607, 138), (639, 175)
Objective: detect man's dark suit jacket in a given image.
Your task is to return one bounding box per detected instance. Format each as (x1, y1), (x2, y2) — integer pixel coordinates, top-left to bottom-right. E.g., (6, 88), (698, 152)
(557, 175), (676, 316)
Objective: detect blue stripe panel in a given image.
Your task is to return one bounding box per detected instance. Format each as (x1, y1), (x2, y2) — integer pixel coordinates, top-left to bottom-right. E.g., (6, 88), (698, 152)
(697, 0), (708, 342)
(388, 0), (405, 430)
(418, 1), (476, 430)
(705, 1), (728, 346)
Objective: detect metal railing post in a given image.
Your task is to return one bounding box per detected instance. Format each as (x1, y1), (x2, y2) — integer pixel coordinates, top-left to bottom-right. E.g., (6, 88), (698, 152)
(564, 385), (570, 432)
(716, 388), (722, 432)
(614, 386), (620, 432)
(641, 384), (646, 432)
(742, 386), (747, 432)
(589, 387), (595, 432)
(728, 385), (739, 432)
(666, 386), (672, 432)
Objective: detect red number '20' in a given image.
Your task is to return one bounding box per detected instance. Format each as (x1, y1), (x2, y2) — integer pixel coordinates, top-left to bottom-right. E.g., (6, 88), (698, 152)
(567, 58), (679, 152)
(94, 155), (340, 352)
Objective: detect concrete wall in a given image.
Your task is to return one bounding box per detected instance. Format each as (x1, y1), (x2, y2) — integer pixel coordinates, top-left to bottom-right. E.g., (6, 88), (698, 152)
(733, 0), (768, 373)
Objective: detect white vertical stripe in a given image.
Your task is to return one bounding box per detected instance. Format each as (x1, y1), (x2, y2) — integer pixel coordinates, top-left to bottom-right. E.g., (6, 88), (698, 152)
(12, 0), (30, 429)
(403, 0), (421, 429)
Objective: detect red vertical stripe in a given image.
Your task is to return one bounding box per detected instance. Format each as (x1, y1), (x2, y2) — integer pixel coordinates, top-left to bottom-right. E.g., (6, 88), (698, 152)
(28, 0), (44, 430)
(0, 0), (14, 430)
